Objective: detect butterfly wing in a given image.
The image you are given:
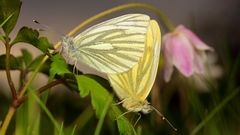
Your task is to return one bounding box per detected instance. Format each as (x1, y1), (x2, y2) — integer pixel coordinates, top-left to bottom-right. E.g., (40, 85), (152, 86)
(72, 14), (150, 73)
(108, 20), (161, 101)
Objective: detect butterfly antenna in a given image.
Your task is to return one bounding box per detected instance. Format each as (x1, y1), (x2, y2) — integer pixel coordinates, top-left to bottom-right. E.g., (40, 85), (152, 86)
(151, 106), (178, 131)
(133, 113), (141, 127)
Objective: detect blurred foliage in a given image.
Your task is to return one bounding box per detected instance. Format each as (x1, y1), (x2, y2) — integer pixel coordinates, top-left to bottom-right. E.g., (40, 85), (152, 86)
(0, 54), (21, 69)
(0, 0), (21, 35)
(0, 1), (240, 135)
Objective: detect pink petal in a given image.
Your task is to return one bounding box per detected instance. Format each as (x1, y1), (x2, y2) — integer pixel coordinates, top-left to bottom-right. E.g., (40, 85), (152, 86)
(167, 33), (194, 77)
(163, 56), (174, 82)
(163, 34), (174, 82)
(193, 51), (205, 74)
(176, 25), (214, 51)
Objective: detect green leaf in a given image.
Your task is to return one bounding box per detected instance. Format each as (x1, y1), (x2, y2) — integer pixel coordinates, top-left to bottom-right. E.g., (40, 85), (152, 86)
(109, 106), (137, 135)
(85, 74), (112, 90)
(0, 13), (13, 28)
(75, 75), (90, 97)
(12, 27), (39, 45)
(20, 49), (32, 67)
(50, 54), (71, 79)
(11, 27), (53, 53)
(75, 74), (109, 97)
(0, 0), (21, 35)
(75, 75), (112, 117)
(0, 54), (21, 70)
(75, 74), (136, 134)
(37, 37), (54, 54)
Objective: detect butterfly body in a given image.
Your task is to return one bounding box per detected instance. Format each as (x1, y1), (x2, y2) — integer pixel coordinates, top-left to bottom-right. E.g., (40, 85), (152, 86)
(122, 97), (152, 114)
(61, 14), (151, 74)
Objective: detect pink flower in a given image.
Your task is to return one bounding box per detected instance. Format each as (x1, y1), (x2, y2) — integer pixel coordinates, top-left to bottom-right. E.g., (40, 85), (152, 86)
(163, 25), (214, 82)
(193, 52), (223, 92)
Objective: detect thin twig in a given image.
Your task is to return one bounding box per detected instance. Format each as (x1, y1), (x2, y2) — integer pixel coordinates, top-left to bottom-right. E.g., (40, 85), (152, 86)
(19, 69), (28, 89)
(37, 79), (64, 94)
(19, 79), (64, 103)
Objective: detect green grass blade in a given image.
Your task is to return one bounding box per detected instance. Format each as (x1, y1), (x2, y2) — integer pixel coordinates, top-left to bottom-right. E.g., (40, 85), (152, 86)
(27, 88), (40, 135)
(67, 106), (94, 133)
(70, 125), (77, 135)
(58, 122), (64, 135)
(191, 87), (240, 135)
(94, 95), (113, 135)
(15, 99), (28, 135)
(29, 90), (63, 135)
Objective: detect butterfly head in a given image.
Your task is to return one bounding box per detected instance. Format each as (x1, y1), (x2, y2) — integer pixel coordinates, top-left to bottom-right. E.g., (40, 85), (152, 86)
(62, 36), (75, 53)
(122, 98), (152, 114)
(61, 36), (78, 63)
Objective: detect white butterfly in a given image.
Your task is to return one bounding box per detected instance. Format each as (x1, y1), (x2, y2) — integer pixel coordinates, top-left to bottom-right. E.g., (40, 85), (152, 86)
(61, 14), (151, 74)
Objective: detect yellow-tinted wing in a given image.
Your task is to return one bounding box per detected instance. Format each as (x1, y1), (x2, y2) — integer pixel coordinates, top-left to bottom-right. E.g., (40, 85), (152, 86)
(62, 14), (150, 74)
(108, 20), (161, 101)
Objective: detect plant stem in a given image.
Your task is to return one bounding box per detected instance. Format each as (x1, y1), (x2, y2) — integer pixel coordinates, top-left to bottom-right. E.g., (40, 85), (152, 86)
(0, 106), (16, 135)
(19, 69), (28, 88)
(190, 88), (240, 135)
(19, 79), (64, 103)
(18, 56), (49, 98)
(37, 79), (63, 94)
(5, 43), (17, 100)
(1, 41), (18, 135)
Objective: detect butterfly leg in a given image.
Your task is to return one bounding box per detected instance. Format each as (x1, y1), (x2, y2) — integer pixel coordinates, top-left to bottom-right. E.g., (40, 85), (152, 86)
(115, 110), (131, 120)
(112, 99), (126, 105)
(133, 113), (141, 127)
(73, 60), (78, 74)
